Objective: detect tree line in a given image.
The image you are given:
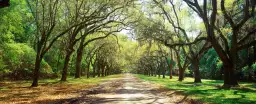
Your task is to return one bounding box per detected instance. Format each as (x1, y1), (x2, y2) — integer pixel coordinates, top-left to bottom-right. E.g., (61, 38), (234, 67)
(0, 0), (137, 87)
(132, 0), (256, 88)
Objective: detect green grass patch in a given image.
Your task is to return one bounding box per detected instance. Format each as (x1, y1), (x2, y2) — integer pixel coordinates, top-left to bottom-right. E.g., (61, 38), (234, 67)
(137, 75), (256, 104)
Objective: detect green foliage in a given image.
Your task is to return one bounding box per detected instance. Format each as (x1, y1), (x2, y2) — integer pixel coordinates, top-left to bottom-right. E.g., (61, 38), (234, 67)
(242, 63), (256, 77)
(2, 43), (33, 70)
(242, 66), (249, 73)
(252, 63), (256, 71)
(200, 48), (222, 79)
(0, 52), (8, 75)
(0, 43), (52, 76)
(0, 0), (33, 43)
(44, 49), (64, 74)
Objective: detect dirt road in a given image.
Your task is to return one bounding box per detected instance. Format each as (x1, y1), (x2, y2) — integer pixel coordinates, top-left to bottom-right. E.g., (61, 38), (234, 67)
(59, 74), (196, 104)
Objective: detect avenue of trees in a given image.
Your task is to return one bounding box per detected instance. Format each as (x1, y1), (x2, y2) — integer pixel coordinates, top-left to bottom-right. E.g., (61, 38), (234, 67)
(0, 0), (256, 89)
(131, 0), (256, 88)
(0, 0), (138, 87)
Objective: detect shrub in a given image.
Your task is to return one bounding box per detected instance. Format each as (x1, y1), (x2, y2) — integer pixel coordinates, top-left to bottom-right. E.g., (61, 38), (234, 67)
(0, 43), (53, 80)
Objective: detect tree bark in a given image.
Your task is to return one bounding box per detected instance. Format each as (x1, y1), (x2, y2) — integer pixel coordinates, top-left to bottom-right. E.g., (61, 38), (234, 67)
(92, 66), (96, 78)
(97, 60), (101, 77)
(87, 54), (94, 78)
(92, 59), (96, 78)
(31, 53), (43, 87)
(158, 69), (160, 78)
(101, 62), (105, 77)
(223, 61), (239, 88)
(61, 49), (73, 81)
(31, 40), (44, 87)
(192, 58), (201, 83)
(75, 36), (85, 78)
(151, 68), (154, 76)
(170, 50), (173, 79)
(162, 69), (166, 78)
(86, 62), (90, 78)
(220, 29), (239, 87)
(75, 49), (83, 78)
(175, 48), (185, 81)
(169, 63), (173, 79)
(178, 68), (185, 81)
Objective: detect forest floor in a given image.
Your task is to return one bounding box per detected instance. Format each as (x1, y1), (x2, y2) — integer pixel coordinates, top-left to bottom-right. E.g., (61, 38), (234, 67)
(0, 74), (122, 104)
(0, 74), (199, 104)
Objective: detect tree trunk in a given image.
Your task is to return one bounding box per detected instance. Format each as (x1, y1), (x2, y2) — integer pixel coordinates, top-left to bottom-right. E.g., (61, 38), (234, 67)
(170, 49), (173, 79)
(75, 51), (83, 78)
(31, 53), (43, 87)
(61, 50), (73, 81)
(75, 36), (85, 78)
(222, 29), (239, 87)
(101, 63), (105, 77)
(162, 69), (165, 78)
(223, 62), (239, 88)
(87, 55), (94, 78)
(75, 47), (83, 78)
(86, 62), (90, 78)
(169, 63), (172, 79)
(174, 48), (185, 81)
(93, 61), (96, 78)
(178, 68), (185, 81)
(192, 59), (201, 83)
(97, 60), (101, 77)
(158, 69), (160, 78)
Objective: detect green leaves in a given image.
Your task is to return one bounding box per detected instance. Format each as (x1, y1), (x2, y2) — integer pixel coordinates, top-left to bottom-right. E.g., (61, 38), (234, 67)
(0, 43), (52, 73)
(0, 0), (33, 43)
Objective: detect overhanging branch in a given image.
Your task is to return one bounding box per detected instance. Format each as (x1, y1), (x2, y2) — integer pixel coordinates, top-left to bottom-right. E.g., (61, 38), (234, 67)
(164, 37), (207, 48)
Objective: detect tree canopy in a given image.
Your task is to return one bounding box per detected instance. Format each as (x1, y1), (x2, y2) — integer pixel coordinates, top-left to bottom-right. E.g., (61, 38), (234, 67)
(0, 0), (255, 89)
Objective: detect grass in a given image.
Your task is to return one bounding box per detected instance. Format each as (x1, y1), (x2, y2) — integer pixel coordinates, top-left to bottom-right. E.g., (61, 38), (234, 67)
(0, 74), (123, 104)
(137, 74), (256, 104)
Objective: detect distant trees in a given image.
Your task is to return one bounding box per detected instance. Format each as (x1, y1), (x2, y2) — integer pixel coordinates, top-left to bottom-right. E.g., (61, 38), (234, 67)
(59, 0), (132, 81)
(79, 36), (126, 78)
(130, 38), (170, 78)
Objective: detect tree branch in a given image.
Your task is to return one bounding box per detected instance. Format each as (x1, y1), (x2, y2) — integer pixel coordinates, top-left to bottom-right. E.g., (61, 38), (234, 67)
(238, 28), (256, 45)
(164, 37), (207, 48)
(238, 40), (256, 51)
(221, 0), (235, 28)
